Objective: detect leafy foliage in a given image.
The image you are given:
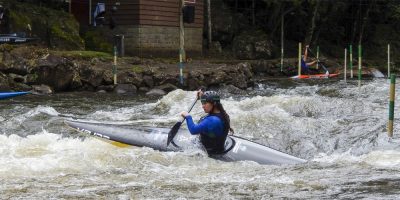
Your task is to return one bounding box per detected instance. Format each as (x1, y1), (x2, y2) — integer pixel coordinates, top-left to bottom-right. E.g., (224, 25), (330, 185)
(222, 0), (400, 59)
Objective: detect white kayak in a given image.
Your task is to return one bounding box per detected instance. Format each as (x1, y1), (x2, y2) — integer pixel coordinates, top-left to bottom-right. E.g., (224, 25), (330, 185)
(65, 120), (307, 165)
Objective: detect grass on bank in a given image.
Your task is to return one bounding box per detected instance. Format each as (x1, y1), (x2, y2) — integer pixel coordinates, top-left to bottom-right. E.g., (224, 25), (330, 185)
(52, 50), (113, 60)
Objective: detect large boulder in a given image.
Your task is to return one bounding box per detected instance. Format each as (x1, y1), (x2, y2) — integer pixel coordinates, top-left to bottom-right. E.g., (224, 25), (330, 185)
(207, 70), (228, 86)
(119, 71), (143, 86)
(143, 75), (154, 88)
(78, 65), (107, 88)
(32, 54), (79, 91)
(186, 70), (205, 91)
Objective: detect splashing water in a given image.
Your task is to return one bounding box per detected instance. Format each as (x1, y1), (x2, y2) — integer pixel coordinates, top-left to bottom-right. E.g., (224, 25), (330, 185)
(1, 80), (400, 198)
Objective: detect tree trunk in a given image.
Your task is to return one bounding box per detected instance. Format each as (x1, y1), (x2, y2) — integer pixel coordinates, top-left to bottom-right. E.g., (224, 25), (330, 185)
(252, 0), (255, 26)
(268, 3), (283, 35)
(207, 0), (212, 48)
(351, 1), (361, 44)
(304, 0), (320, 46)
(358, 1), (373, 45)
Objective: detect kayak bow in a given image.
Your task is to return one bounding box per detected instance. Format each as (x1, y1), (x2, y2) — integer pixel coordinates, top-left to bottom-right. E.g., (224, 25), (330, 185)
(0, 91), (29, 100)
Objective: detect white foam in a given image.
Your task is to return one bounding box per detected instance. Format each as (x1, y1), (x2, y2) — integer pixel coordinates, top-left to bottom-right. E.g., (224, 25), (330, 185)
(312, 150), (361, 164)
(0, 129), (138, 178)
(1, 106), (60, 131)
(362, 150), (400, 168)
(312, 149), (400, 169)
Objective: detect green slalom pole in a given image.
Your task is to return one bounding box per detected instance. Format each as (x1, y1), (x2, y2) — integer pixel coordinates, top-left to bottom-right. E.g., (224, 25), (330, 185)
(316, 46), (319, 70)
(349, 45), (353, 78)
(388, 74), (396, 137)
(388, 44), (391, 78)
(113, 46), (117, 85)
(298, 42), (302, 76)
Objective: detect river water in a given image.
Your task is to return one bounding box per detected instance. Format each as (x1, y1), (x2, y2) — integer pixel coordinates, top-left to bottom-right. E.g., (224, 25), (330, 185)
(1, 79), (400, 199)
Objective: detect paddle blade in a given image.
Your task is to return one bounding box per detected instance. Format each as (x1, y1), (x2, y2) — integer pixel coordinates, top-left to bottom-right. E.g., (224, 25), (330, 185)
(167, 122), (182, 146)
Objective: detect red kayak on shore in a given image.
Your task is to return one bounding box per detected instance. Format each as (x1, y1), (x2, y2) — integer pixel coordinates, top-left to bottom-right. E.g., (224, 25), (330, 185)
(291, 73), (338, 79)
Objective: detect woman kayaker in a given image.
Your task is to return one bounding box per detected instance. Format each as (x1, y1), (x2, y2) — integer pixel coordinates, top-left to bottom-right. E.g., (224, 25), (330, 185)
(180, 90), (233, 155)
(301, 45), (329, 75)
(301, 45), (318, 74)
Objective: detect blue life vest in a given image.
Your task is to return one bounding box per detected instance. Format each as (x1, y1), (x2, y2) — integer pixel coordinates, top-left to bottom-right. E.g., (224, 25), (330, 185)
(185, 113), (228, 154)
(301, 56), (310, 73)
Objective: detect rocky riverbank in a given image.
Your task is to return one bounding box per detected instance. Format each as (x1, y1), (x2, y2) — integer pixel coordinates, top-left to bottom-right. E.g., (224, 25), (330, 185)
(0, 45), (309, 95)
(3, 45), (387, 96)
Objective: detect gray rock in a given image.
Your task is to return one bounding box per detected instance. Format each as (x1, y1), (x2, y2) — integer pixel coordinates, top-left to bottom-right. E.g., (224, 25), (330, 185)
(97, 85), (115, 92)
(78, 65), (105, 88)
(220, 84), (245, 95)
(231, 73), (248, 89)
(143, 75), (154, 88)
(237, 62), (253, 78)
(70, 72), (83, 89)
(146, 89), (166, 96)
(114, 84), (137, 94)
(33, 55), (78, 91)
(251, 60), (276, 74)
(139, 86), (150, 93)
(119, 72), (143, 86)
(156, 83), (178, 92)
(31, 84), (53, 94)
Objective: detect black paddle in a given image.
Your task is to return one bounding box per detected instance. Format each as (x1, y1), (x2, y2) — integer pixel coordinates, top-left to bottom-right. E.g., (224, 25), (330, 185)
(166, 95), (199, 147)
(306, 47), (329, 73)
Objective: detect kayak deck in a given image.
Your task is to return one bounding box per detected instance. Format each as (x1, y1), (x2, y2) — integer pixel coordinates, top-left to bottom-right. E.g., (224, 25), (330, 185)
(65, 120), (307, 165)
(291, 73), (339, 79)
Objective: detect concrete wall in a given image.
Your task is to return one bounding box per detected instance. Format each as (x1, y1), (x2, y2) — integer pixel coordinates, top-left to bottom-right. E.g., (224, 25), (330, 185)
(117, 25), (203, 57)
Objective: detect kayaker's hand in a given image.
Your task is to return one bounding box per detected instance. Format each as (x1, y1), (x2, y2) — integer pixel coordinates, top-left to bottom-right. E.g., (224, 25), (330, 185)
(197, 89), (204, 99)
(180, 111), (189, 118)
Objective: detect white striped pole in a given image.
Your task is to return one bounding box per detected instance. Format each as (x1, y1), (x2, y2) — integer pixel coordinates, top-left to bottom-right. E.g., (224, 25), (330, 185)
(388, 44), (391, 78)
(350, 45), (353, 79)
(358, 45), (362, 87)
(344, 48), (347, 82)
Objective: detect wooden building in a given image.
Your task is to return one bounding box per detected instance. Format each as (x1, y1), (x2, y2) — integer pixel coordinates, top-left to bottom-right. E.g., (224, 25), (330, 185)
(70, 0), (203, 57)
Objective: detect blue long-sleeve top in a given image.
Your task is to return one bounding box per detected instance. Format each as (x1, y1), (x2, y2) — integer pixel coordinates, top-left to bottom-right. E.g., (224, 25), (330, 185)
(301, 56), (309, 69)
(184, 115), (225, 138)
